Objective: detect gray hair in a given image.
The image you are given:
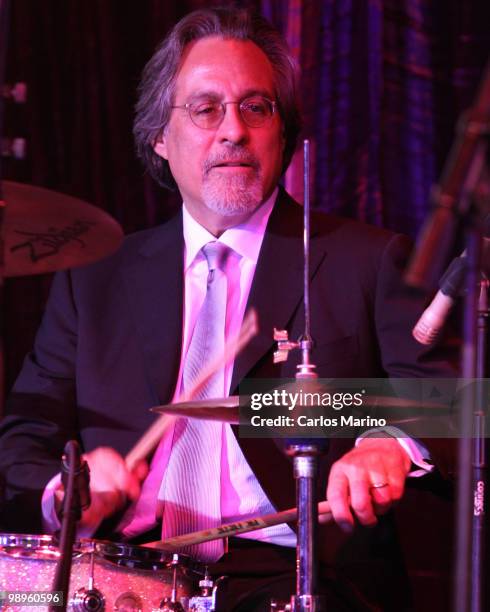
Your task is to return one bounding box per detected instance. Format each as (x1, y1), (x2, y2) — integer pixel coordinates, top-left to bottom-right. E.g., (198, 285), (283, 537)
(133, 6), (301, 189)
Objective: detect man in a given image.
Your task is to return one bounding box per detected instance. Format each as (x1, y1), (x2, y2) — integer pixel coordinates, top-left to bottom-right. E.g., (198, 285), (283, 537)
(0, 7), (456, 611)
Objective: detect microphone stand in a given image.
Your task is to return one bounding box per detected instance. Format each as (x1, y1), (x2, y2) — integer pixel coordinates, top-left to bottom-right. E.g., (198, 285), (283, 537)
(470, 274), (488, 612)
(452, 217), (489, 612)
(456, 206), (489, 612)
(51, 440), (91, 612)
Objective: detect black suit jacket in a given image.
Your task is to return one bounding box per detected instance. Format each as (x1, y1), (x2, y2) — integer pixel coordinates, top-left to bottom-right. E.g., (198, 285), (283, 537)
(0, 188), (457, 608)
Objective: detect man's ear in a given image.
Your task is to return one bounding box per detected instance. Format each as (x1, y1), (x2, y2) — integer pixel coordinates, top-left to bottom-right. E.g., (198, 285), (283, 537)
(153, 132), (168, 160)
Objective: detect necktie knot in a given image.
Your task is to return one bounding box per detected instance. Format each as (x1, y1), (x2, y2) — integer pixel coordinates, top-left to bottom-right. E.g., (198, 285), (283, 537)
(202, 241), (229, 283)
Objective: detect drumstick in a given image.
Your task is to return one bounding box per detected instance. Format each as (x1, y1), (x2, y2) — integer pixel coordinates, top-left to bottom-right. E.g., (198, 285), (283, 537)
(125, 414), (176, 472)
(124, 308), (258, 471)
(144, 500), (332, 551)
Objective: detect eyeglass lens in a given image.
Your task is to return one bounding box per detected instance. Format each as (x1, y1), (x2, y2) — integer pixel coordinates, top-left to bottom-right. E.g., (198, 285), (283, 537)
(189, 96), (274, 129)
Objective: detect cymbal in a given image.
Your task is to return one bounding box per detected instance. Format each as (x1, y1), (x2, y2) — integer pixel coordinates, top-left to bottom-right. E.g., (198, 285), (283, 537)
(152, 396), (240, 423)
(151, 394), (450, 424)
(2, 181), (124, 277)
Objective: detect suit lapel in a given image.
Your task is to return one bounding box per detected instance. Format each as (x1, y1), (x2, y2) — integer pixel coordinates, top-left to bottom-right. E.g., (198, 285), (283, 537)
(122, 213), (184, 405)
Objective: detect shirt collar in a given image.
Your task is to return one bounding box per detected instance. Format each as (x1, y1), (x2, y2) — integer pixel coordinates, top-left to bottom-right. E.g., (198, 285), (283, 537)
(182, 188), (278, 270)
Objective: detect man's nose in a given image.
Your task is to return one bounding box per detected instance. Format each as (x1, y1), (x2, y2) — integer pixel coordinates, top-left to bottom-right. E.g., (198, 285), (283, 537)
(216, 103), (249, 144)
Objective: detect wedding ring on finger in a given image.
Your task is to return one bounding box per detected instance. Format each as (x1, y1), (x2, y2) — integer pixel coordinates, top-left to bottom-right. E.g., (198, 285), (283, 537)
(370, 482), (389, 490)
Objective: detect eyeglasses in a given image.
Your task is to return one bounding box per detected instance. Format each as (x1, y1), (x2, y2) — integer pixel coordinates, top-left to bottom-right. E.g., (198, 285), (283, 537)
(171, 95), (277, 129)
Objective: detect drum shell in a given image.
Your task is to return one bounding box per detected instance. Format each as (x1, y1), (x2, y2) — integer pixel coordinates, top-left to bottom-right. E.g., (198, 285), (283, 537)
(0, 534), (201, 611)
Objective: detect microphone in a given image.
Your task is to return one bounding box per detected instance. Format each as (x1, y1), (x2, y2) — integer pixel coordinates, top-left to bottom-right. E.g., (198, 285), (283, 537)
(413, 219), (490, 345)
(412, 251), (468, 346)
(412, 252), (468, 346)
(60, 440), (91, 512)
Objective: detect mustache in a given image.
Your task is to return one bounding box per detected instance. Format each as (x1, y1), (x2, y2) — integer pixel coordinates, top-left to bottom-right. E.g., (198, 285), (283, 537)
(203, 148), (260, 174)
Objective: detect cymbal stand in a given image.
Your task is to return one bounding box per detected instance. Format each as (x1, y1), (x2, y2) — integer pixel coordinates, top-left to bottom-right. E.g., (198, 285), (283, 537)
(274, 140), (327, 611)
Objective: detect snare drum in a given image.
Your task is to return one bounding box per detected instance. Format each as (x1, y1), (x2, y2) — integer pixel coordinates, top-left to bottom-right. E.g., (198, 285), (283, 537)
(0, 534), (202, 611)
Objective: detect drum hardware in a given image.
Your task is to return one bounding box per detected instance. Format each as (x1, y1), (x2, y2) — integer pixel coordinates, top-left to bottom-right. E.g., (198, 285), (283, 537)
(70, 586), (106, 612)
(273, 328), (300, 364)
(188, 569), (222, 612)
(69, 541), (105, 612)
(156, 554), (186, 611)
(272, 139), (326, 611)
(170, 554), (182, 605)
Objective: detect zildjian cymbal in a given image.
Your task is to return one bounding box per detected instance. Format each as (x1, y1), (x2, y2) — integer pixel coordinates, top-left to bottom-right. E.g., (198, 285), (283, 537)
(2, 181), (123, 277)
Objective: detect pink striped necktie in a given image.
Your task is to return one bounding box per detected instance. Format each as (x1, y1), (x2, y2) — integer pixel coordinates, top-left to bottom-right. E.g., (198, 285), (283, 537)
(159, 242), (230, 562)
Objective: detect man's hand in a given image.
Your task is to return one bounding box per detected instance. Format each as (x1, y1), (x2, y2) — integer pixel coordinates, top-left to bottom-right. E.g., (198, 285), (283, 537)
(55, 446), (148, 530)
(326, 438), (411, 532)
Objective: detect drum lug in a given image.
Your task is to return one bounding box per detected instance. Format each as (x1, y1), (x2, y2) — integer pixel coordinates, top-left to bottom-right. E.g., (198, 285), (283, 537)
(69, 587), (106, 611)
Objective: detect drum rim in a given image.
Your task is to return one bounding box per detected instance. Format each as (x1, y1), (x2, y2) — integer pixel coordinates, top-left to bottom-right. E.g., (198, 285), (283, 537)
(0, 533), (66, 560)
(79, 538), (203, 574)
(0, 533), (57, 549)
